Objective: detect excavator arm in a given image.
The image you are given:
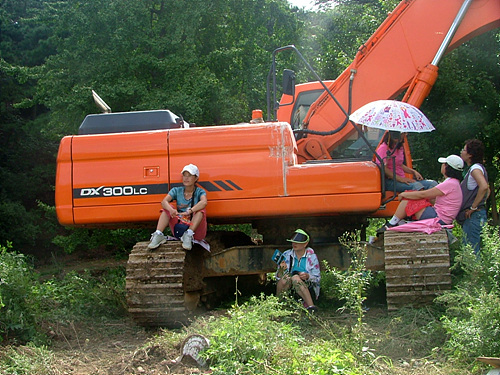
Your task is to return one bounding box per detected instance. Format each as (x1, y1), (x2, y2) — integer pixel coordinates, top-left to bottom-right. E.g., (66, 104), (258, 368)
(279, 0), (500, 162)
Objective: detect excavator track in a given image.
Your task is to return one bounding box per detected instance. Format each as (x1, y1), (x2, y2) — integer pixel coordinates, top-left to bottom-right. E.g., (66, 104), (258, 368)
(126, 241), (202, 327)
(383, 230), (452, 311)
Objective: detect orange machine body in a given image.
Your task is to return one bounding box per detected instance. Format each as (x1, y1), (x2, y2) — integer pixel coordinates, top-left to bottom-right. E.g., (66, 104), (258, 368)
(56, 122), (383, 226)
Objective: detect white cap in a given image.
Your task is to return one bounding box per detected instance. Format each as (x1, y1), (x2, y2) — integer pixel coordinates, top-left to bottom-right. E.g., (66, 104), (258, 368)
(438, 155), (464, 171)
(181, 164), (199, 177)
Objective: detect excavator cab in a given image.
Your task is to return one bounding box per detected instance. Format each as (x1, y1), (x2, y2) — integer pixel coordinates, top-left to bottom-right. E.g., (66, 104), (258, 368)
(270, 45), (384, 164)
(276, 76), (384, 162)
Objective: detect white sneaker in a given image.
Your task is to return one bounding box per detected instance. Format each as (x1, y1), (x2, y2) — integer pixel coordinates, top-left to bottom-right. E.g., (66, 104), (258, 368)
(181, 231), (193, 250)
(148, 232), (166, 249)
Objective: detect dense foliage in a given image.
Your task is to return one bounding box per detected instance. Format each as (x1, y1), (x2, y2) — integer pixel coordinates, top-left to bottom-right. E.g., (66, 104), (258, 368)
(199, 295), (363, 374)
(2, 225), (499, 373)
(411, 31), (500, 187)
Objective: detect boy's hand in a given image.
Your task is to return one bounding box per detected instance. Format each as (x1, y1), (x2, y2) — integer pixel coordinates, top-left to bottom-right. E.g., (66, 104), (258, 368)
(277, 261), (288, 278)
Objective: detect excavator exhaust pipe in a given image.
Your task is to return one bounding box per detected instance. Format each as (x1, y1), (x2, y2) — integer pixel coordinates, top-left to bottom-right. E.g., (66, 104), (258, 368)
(92, 90), (112, 113)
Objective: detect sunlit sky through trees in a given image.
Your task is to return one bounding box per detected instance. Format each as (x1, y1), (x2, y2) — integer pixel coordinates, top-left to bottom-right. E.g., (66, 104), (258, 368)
(288, 0), (316, 10)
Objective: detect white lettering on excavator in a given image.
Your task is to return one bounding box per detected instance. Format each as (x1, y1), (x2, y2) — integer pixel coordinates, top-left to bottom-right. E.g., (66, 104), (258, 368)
(79, 186), (148, 197)
(80, 186), (104, 196)
(102, 186), (148, 196)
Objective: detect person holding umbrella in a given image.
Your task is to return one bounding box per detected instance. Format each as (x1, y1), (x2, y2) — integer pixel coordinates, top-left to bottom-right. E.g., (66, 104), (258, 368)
(375, 130), (437, 192)
(349, 100), (438, 193)
(377, 155), (464, 233)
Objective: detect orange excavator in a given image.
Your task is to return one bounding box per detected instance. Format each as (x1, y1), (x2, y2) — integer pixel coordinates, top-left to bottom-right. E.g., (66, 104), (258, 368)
(55, 0), (500, 326)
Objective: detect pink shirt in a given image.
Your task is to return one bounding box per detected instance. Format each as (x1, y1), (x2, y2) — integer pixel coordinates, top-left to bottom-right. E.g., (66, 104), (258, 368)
(376, 143), (405, 177)
(434, 178), (462, 224)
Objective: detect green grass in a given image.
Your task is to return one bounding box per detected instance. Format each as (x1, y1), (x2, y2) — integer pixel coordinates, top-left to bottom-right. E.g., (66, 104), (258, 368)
(0, 344), (58, 375)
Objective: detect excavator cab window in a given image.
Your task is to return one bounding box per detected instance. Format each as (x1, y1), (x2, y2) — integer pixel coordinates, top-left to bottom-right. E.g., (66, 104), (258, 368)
(290, 90), (324, 131)
(331, 127), (385, 161)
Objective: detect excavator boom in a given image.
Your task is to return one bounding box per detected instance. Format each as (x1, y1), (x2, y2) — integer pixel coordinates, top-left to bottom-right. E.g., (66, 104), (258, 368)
(277, 0), (500, 162)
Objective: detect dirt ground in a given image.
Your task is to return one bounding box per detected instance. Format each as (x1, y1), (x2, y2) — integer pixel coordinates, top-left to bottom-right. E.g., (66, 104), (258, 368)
(46, 318), (207, 375)
(41, 307), (452, 375)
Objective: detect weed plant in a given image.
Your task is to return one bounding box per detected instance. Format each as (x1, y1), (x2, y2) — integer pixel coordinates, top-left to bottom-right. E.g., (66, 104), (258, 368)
(32, 267), (127, 321)
(170, 233), (376, 374)
(2, 222), (499, 374)
(319, 232), (373, 352)
(52, 227), (149, 255)
(436, 224), (500, 364)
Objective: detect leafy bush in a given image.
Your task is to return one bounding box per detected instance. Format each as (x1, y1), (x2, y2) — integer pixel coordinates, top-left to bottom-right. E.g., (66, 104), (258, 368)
(366, 218), (386, 239)
(0, 201), (60, 253)
(32, 267), (127, 321)
(52, 222), (254, 256)
(0, 202), (40, 249)
(200, 295), (300, 372)
(0, 243), (127, 344)
(208, 223), (254, 237)
(436, 225), (500, 362)
(197, 294), (363, 374)
(52, 227), (149, 255)
(320, 232), (373, 307)
(0, 244), (43, 344)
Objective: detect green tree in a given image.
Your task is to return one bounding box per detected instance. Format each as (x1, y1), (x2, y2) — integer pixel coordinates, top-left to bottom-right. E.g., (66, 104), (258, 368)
(1, 0), (499, 255)
(411, 30), (500, 221)
(36, 0), (303, 135)
(0, 0), (60, 251)
(306, 0), (399, 79)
